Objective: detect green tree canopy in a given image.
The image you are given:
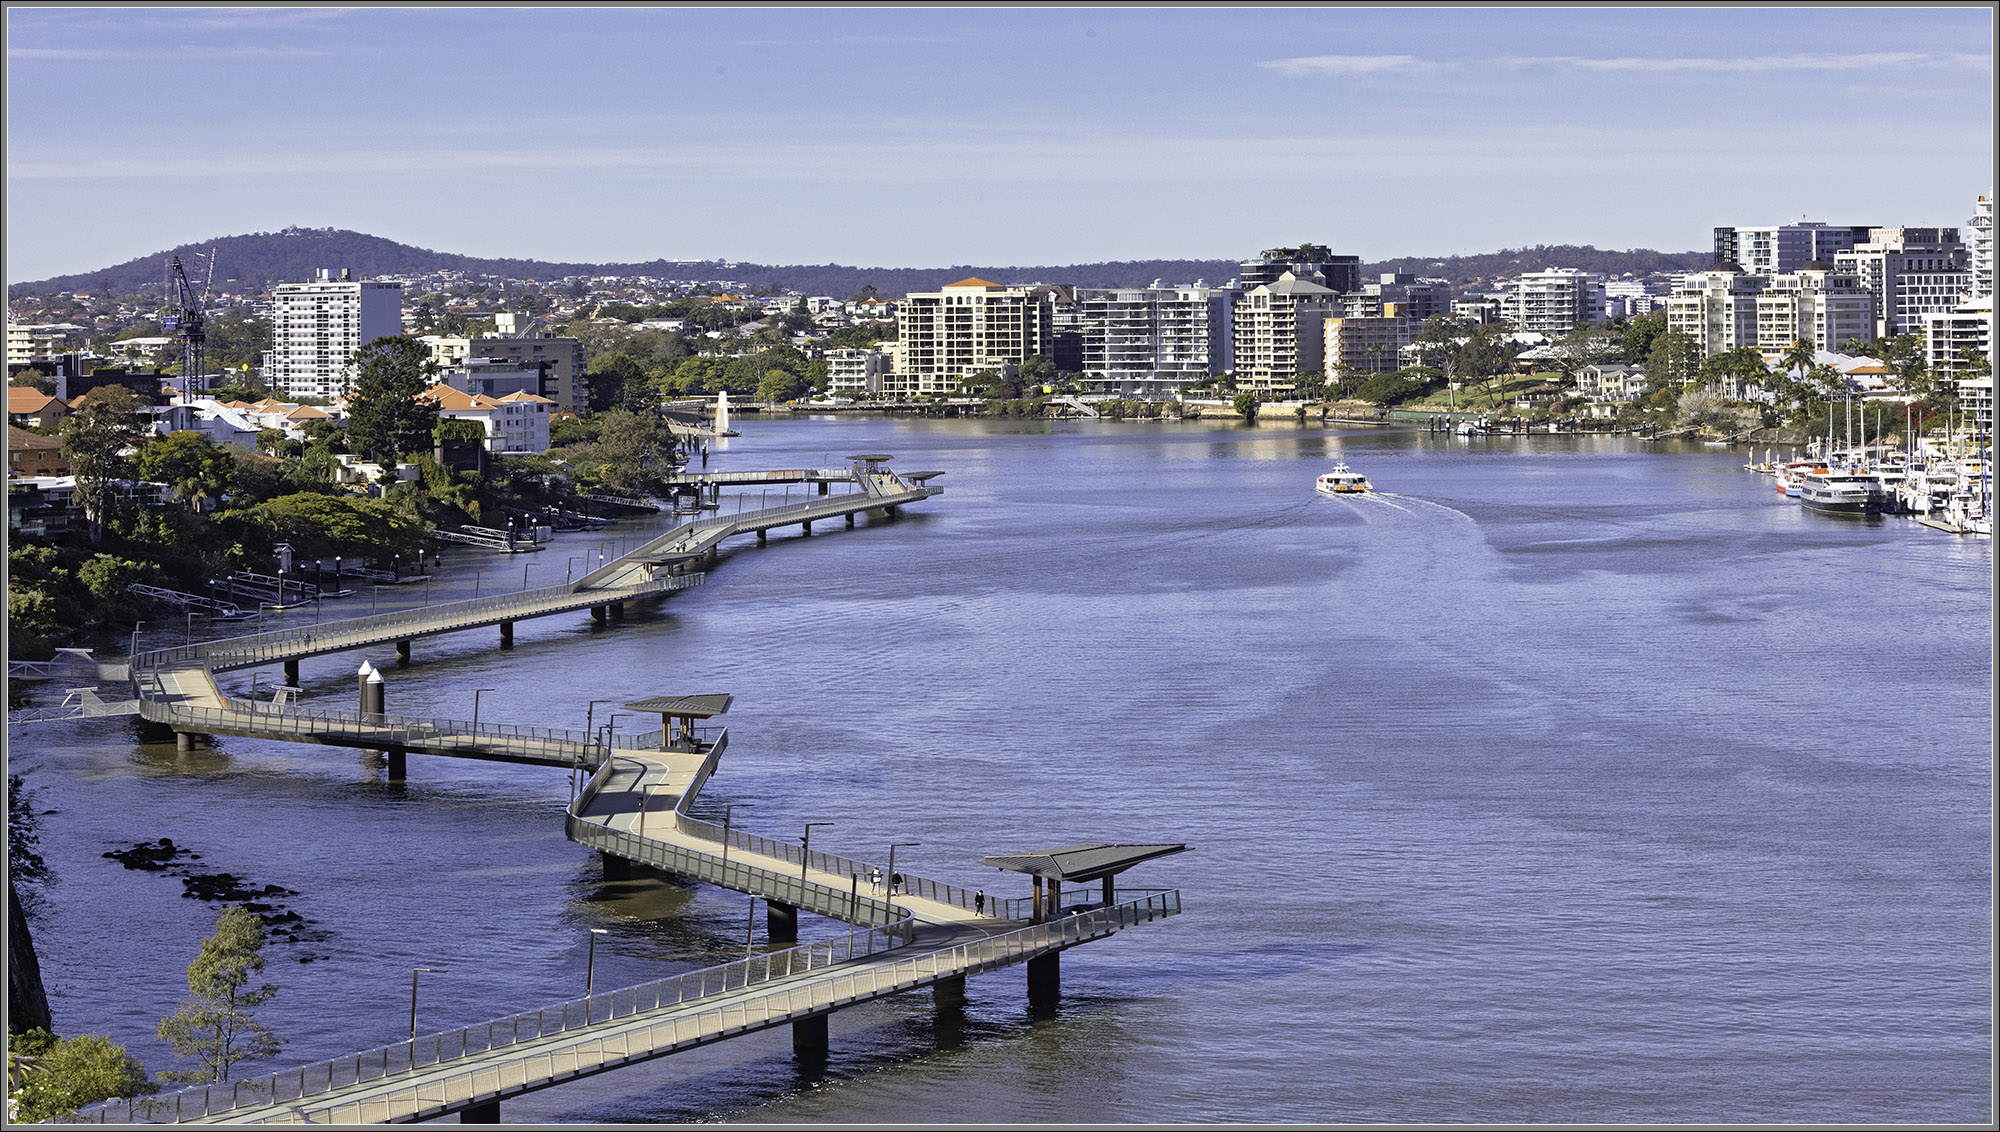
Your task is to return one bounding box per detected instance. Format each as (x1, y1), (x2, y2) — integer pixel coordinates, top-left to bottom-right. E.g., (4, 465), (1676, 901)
(57, 388), (144, 542)
(136, 431), (235, 512)
(228, 493), (427, 565)
(7, 1029), (153, 1122)
(157, 906), (279, 1085)
(344, 336), (440, 466)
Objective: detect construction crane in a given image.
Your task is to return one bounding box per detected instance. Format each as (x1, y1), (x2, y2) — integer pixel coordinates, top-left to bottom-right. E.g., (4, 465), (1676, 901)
(159, 250), (213, 392)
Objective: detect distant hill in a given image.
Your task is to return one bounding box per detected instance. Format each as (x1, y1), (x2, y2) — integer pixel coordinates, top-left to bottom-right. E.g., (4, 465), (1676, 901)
(8, 227), (1706, 298)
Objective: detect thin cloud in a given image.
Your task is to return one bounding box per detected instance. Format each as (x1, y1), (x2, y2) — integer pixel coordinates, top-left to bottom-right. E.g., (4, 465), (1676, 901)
(1257, 54), (1442, 77)
(8, 45), (333, 60)
(1508, 52), (1989, 72)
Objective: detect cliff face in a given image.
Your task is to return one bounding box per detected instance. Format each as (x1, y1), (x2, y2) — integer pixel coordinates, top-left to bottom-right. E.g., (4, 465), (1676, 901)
(9, 882), (53, 1034)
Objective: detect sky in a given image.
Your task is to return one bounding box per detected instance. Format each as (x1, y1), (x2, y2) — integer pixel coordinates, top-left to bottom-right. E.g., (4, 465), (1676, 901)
(5, 6), (1994, 283)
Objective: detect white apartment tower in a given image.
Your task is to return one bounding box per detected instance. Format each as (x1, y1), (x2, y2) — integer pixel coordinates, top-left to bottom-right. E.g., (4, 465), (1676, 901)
(1669, 265), (1872, 360)
(1968, 194), (1993, 299)
(1833, 228), (1968, 340)
(892, 278), (1055, 396)
(1072, 282), (1238, 397)
(267, 269), (404, 400)
(1233, 272), (1339, 391)
(1498, 268), (1606, 334)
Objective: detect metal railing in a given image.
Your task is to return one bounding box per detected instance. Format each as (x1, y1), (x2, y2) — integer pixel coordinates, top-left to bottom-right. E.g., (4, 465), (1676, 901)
(132, 693), (669, 767)
(63, 890), (1178, 1125)
(130, 574), (703, 675)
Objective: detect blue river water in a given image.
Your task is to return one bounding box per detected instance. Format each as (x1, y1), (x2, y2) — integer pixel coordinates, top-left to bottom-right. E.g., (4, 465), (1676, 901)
(11, 417), (1993, 1124)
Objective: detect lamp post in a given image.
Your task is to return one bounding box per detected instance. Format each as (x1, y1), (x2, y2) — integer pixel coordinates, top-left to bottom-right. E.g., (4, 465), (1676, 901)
(888, 842), (921, 896)
(640, 784), (659, 839)
(604, 713), (623, 753)
(719, 802), (754, 877)
(585, 928), (609, 997)
(472, 688), (495, 732)
(801, 822), (834, 883)
(334, 555), (341, 591)
(410, 967), (445, 1043)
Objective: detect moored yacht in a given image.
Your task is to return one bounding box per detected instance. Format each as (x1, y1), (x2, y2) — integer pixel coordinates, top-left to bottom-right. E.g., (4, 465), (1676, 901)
(1796, 468), (1878, 515)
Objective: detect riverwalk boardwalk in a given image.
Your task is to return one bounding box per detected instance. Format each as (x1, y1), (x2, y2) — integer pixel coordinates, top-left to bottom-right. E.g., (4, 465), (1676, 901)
(68, 458), (1185, 1126)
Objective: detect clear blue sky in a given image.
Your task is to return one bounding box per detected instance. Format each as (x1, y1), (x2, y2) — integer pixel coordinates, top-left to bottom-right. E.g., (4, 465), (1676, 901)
(5, 6), (1993, 282)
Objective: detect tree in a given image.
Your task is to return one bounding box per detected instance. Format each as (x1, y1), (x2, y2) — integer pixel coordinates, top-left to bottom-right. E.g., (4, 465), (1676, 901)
(1645, 329), (1702, 389)
(1018, 354), (1057, 392)
(7, 1029), (153, 1122)
(136, 431), (234, 512)
(1620, 310), (1668, 365)
(57, 389), (144, 543)
(1232, 391), (1260, 421)
(1550, 324), (1619, 380)
(156, 907), (280, 1085)
(344, 337), (440, 466)
(9, 366), (55, 393)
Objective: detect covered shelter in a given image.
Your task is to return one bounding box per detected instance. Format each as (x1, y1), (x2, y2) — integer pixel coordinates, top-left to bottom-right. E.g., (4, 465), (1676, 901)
(982, 843), (1187, 923)
(624, 693), (732, 749)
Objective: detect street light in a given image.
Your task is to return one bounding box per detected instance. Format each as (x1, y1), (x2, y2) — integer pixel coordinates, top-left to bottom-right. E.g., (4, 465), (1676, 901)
(584, 928), (609, 997)
(888, 842), (921, 896)
(410, 967), (445, 1042)
(719, 802), (754, 876)
(471, 688), (496, 731)
(801, 822), (835, 883)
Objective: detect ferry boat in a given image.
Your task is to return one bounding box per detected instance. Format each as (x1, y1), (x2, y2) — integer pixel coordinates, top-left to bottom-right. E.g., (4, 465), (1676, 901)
(1796, 469), (1878, 515)
(1314, 463), (1371, 495)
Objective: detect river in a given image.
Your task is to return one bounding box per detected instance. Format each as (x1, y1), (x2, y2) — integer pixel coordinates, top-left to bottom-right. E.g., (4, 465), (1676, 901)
(10, 416), (1992, 1124)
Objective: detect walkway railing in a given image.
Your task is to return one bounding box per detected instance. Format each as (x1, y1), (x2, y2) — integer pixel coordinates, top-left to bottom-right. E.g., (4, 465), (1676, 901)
(62, 889), (1176, 1125)
(130, 573), (703, 675)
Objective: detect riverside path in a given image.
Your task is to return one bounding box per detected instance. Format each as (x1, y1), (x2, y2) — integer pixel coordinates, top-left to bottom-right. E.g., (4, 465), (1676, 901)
(68, 459), (1185, 1125)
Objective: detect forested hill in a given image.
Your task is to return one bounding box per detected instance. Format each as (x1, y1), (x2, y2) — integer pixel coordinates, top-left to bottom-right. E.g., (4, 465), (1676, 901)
(9, 227), (1706, 297)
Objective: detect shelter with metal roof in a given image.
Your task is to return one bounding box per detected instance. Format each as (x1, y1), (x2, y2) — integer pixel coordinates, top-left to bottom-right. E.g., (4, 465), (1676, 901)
(983, 843), (1187, 922)
(625, 693), (732, 748)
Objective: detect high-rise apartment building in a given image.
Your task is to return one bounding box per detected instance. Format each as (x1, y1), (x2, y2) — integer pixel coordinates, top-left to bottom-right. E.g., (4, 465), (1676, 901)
(892, 278), (1054, 396)
(1967, 194), (1993, 299)
(1833, 227), (1967, 340)
(1071, 282), (1238, 397)
(1497, 268), (1606, 334)
(266, 269), (404, 400)
(1239, 245), (1360, 295)
(1232, 272), (1339, 392)
(1323, 315), (1412, 377)
(1713, 222), (1873, 274)
(1669, 265), (1872, 359)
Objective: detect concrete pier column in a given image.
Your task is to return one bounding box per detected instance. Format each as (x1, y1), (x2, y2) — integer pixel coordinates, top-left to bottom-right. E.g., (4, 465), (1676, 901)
(818, 482), (829, 496)
(591, 606), (607, 625)
(886, 505), (900, 518)
(387, 748), (407, 780)
(499, 621), (514, 648)
(801, 520), (812, 535)
(793, 1013), (829, 1062)
(603, 852), (634, 880)
(460, 1100), (500, 1123)
(767, 901), (799, 942)
(610, 603), (624, 619)
(845, 512), (855, 528)
(283, 658), (299, 685)
(175, 731), (206, 753)
(757, 530), (767, 545)
(396, 640), (411, 665)
(933, 975), (967, 1011)
(1027, 952), (1060, 1007)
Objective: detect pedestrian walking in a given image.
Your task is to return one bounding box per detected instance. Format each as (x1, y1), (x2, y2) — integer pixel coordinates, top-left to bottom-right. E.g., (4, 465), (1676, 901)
(974, 889), (985, 916)
(870, 866), (882, 893)
(890, 871), (902, 894)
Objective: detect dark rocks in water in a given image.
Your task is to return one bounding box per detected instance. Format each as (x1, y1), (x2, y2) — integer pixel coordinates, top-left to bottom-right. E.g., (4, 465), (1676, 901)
(102, 839), (201, 871)
(104, 840), (322, 951)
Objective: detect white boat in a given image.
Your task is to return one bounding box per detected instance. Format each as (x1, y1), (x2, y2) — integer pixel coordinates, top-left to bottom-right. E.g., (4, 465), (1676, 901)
(1796, 469), (1878, 515)
(1314, 463), (1371, 495)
